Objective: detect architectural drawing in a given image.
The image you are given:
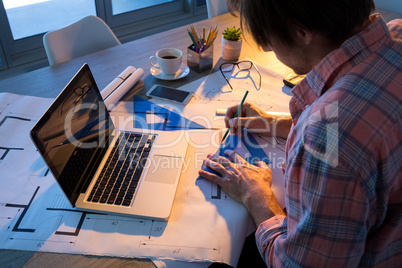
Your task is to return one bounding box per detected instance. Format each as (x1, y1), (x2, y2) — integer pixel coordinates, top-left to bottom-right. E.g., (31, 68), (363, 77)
(0, 61), (290, 266)
(0, 93), (254, 266)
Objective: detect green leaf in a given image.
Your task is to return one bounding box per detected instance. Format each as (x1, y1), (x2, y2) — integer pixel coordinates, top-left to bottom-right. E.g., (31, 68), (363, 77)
(222, 26), (242, 41)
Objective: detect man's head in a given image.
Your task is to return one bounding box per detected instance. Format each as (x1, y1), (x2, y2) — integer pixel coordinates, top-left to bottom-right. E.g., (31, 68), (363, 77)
(226, 0), (375, 73)
(226, 0), (375, 48)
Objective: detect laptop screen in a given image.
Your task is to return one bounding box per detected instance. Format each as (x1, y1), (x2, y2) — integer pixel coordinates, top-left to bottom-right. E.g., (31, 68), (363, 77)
(31, 64), (114, 206)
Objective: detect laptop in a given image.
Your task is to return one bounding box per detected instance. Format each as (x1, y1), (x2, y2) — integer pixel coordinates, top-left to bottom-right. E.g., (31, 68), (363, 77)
(30, 63), (189, 221)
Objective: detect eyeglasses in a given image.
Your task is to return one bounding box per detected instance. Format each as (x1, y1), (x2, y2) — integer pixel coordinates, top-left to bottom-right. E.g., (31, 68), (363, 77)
(60, 85), (92, 116)
(219, 61), (262, 90)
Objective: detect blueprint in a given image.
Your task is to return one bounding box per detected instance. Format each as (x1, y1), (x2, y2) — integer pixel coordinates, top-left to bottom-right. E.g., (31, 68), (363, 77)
(0, 59), (290, 266)
(181, 57), (292, 129)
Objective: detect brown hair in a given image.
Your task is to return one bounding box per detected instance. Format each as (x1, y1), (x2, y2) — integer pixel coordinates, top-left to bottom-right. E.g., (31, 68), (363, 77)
(226, 0), (375, 47)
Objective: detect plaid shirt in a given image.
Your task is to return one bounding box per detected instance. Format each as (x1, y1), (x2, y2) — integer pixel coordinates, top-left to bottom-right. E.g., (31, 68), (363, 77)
(256, 15), (402, 267)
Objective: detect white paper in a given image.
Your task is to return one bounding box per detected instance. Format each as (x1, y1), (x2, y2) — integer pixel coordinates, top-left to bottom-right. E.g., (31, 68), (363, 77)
(0, 58), (290, 266)
(0, 93), (251, 266)
(103, 67), (144, 110)
(101, 66), (137, 100)
(142, 59), (291, 131)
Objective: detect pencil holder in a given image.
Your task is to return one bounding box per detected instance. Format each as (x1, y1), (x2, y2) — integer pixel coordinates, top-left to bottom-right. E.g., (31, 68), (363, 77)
(187, 45), (213, 73)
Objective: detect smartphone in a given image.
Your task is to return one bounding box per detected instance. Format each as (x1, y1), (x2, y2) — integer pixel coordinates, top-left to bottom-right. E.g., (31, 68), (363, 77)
(146, 85), (193, 104)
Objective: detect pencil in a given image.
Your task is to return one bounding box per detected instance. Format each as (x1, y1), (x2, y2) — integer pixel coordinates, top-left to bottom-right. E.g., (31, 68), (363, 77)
(206, 28), (212, 44)
(205, 35), (216, 50)
(187, 30), (196, 47)
(221, 90), (249, 142)
(190, 25), (199, 43)
(188, 25), (218, 53)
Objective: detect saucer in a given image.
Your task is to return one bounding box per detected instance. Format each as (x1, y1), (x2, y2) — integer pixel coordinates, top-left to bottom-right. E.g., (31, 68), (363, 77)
(150, 63), (190, 80)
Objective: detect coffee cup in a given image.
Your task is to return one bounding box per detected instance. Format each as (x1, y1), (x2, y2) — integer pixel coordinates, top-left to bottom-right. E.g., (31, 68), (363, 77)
(150, 48), (183, 75)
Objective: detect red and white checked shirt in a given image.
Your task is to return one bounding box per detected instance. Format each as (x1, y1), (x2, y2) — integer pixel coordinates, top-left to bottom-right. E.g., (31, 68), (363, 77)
(256, 14), (402, 267)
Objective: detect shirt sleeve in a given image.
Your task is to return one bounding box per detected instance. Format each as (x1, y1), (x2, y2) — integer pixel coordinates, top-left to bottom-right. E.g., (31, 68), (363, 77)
(255, 157), (371, 267)
(255, 215), (287, 264)
(255, 173), (370, 267)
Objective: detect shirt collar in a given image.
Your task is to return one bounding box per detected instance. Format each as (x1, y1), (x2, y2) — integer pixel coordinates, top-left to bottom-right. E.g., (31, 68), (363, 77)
(289, 14), (389, 119)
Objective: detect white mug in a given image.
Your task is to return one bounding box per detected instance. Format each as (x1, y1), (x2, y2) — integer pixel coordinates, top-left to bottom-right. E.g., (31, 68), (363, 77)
(150, 48), (182, 75)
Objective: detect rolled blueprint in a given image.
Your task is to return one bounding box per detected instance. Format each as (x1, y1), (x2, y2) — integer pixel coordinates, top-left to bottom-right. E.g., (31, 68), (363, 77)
(101, 66), (144, 110)
(101, 66), (136, 100)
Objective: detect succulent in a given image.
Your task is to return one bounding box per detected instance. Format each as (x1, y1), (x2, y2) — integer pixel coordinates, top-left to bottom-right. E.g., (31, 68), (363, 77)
(222, 26), (242, 41)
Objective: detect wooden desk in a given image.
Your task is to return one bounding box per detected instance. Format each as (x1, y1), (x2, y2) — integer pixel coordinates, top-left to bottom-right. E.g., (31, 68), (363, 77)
(0, 13), (291, 99)
(0, 12), (289, 268)
(0, 8), (399, 268)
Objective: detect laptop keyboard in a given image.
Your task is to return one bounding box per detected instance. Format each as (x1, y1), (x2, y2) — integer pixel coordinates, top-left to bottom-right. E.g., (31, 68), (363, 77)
(87, 132), (156, 206)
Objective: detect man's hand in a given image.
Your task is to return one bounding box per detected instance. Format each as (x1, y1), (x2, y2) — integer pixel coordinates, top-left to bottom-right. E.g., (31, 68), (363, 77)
(198, 149), (285, 227)
(225, 102), (292, 138)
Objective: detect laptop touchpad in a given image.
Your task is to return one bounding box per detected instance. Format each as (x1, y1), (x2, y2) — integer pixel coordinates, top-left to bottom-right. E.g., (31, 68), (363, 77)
(145, 155), (183, 184)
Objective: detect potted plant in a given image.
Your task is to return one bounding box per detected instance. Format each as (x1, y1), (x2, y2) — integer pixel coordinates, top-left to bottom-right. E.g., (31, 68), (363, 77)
(221, 26), (242, 61)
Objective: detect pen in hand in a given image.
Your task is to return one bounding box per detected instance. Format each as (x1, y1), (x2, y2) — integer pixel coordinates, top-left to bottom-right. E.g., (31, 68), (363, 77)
(221, 90), (249, 143)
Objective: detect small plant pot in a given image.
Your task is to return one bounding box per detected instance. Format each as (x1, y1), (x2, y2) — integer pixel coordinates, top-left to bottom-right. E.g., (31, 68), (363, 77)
(221, 36), (242, 61)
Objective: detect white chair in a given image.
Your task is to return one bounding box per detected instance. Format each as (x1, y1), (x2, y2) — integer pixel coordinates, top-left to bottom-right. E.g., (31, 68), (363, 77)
(43, 15), (121, 66)
(206, 0), (229, 18)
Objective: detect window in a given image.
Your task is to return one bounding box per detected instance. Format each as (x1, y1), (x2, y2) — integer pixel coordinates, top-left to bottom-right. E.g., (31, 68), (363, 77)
(111, 0), (175, 15)
(104, 0), (187, 31)
(4, 0), (96, 40)
(0, 0), (207, 75)
(196, 0), (206, 6)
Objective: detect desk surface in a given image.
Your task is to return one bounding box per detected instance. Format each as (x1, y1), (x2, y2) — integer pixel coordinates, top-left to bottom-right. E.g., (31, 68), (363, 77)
(0, 8), (399, 268)
(0, 13), (292, 99)
(0, 12), (288, 268)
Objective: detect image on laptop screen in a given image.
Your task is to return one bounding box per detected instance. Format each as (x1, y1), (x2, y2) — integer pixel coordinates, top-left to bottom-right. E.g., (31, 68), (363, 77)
(31, 64), (114, 205)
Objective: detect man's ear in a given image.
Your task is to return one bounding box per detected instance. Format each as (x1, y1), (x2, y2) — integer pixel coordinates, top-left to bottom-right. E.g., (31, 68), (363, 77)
(295, 26), (313, 45)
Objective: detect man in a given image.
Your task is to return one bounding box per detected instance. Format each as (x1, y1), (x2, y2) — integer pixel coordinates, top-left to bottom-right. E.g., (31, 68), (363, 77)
(199, 0), (401, 267)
